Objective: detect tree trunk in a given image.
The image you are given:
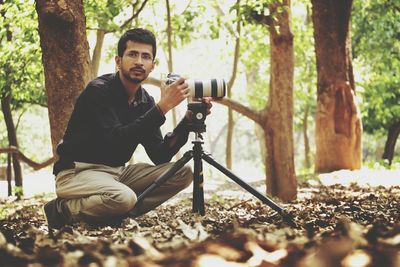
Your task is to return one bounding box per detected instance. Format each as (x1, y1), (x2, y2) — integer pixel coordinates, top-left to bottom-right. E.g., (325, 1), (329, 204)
(225, 0), (241, 170)
(254, 123), (266, 169)
(263, 0), (296, 201)
(35, 0), (92, 152)
(303, 104), (311, 169)
(1, 94), (23, 196)
(217, 0), (297, 201)
(311, 0), (362, 172)
(226, 105), (234, 169)
(382, 121), (400, 165)
(165, 0), (180, 158)
(7, 153), (12, 196)
(91, 29), (106, 78)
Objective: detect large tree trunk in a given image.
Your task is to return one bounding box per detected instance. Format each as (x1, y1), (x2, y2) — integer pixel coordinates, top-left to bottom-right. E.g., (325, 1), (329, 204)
(382, 121), (400, 165)
(311, 0), (362, 172)
(218, 0), (297, 201)
(35, 0), (92, 152)
(1, 94), (23, 197)
(263, 0), (297, 201)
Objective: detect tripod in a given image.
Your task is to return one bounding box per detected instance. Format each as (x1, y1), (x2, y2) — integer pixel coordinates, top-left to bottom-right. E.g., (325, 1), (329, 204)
(137, 102), (287, 216)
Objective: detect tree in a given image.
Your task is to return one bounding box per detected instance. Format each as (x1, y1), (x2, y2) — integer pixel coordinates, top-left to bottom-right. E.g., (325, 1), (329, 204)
(211, 1), (242, 169)
(35, 0), (92, 152)
(0, 0), (22, 195)
(311, 0), (362, 172)
(0, 0), (47, 196)
(352, 0), (400, 165)
(219, 0), (297, 201)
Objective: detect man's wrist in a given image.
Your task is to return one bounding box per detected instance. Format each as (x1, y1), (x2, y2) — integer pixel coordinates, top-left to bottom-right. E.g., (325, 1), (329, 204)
(156, 102), (168, 115)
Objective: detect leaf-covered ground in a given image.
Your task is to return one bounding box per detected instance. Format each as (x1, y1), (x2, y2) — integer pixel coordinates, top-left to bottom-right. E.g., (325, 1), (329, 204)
(0, 178), (399, 267)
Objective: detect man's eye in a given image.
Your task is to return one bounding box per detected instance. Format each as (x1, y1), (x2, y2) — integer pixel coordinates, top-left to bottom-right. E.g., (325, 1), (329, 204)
(142, 54), (152, 60)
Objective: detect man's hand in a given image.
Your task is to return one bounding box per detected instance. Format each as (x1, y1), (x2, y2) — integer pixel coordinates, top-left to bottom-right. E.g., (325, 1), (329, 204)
(157, 77), (190, 115)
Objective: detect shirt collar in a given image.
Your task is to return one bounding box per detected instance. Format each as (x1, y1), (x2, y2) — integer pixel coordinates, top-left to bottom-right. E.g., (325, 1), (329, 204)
(114, 72), (148, 106)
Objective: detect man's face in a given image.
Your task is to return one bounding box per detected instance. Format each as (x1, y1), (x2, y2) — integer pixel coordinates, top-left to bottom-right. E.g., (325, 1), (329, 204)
(116, 41), (155, 84)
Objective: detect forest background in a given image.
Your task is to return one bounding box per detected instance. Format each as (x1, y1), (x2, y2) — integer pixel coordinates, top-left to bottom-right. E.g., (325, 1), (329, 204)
(0, 0), (399, 199)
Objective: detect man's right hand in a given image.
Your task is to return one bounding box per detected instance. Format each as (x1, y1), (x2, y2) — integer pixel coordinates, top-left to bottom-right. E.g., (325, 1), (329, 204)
(157, 77), (190, 115)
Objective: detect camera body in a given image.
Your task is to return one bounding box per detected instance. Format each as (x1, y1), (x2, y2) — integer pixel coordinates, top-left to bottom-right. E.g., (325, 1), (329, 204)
(165, 73), (226, 99)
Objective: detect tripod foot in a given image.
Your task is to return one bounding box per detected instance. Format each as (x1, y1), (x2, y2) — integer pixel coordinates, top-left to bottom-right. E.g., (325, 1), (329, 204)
(280, 209), (297, 227)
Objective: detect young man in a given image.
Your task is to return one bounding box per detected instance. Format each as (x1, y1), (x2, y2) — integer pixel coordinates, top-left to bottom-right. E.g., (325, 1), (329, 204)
(44, 28), (210, 229)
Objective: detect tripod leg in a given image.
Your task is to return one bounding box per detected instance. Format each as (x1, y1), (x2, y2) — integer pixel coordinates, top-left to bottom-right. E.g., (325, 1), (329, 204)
(192, 143), (205, 215)
(136, 151), (193, 203)
(202, 153), (286, 215)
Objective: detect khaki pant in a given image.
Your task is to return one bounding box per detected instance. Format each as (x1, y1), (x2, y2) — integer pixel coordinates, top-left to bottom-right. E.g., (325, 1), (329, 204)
(55, 162), (193, 225)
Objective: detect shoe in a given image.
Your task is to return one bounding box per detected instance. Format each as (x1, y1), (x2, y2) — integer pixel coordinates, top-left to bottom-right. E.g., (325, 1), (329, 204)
(43, 198), (70, 229)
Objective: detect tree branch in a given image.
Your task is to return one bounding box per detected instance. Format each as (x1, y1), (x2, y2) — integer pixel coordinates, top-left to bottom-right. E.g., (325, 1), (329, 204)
(120, 0), (149, 29)
(0, 146), (56, 170)
(143, 76), (162, 88)
(216, 98), (262, 125)
(227, 0), (241, 90)
(141, 77), (265, 126)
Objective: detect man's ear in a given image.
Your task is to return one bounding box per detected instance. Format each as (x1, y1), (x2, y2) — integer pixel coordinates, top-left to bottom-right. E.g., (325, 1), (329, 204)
(115, 56), (121, 70)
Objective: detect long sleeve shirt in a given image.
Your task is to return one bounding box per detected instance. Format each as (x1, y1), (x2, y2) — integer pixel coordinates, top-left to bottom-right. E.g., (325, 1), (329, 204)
(53, 73), (190, 175)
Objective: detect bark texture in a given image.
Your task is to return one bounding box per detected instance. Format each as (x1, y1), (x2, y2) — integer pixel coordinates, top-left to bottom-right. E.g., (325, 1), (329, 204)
(263, 0), (297, 201)
(311, 0), (362, 172)
(35, 0), (91, 152)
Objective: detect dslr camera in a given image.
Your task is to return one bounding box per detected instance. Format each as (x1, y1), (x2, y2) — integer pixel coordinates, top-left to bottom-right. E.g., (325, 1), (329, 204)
(165, 73), (226, 99)
(165, 73), (226, 133)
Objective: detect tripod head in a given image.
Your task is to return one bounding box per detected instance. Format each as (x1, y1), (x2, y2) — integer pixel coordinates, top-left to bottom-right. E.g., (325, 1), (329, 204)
(187, 102), (208, 134)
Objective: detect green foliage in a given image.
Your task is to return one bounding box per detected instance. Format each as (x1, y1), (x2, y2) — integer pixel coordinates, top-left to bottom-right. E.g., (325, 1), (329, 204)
(352, 0), (400, 135)
(12, 185), (23, 197)
(240, 24), (270, 109)
(170, 4), (204, 46)
(84, 0), (131, 30)
(365, 156), (400, 170)
(0, 0), (45, 105)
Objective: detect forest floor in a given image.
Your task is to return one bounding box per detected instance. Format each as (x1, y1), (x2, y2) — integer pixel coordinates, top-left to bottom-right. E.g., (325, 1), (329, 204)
(0, 170), (399, 267)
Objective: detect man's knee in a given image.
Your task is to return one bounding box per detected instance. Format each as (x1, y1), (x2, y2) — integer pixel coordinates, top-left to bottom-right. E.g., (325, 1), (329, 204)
(109, 189), (137, 214)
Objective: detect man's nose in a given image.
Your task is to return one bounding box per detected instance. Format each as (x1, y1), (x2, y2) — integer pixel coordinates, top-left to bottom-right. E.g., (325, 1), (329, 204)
(134, 57), (144, 64)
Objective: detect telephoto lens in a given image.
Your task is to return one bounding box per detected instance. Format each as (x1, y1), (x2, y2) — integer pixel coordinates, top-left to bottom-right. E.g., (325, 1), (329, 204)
(165, 73), (226, 99)
(187, 79), (226, 98)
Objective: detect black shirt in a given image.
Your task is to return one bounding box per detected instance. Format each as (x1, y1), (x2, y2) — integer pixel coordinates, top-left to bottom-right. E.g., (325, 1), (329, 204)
(53, 73), (190, 175)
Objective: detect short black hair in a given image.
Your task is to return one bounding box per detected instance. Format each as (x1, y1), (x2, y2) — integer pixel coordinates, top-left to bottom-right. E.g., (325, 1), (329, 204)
(117, 28), (157, 58)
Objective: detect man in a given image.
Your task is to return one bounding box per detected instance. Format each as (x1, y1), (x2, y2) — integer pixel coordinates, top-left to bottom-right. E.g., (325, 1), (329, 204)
(44, 28), (210, 229)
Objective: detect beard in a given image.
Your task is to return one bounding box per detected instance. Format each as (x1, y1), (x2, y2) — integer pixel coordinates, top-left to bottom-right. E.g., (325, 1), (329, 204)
(121, 67), (147, 84)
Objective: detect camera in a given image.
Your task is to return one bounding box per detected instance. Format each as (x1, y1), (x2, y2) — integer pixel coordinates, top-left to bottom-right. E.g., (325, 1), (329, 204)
(165, 73), (226, 133)
(165, 73), (226, 99)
